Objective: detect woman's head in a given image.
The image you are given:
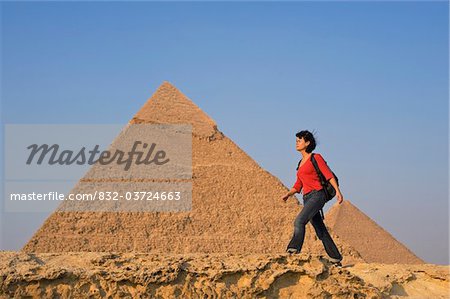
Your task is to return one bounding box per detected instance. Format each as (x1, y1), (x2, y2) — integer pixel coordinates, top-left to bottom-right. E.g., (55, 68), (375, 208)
(295, 130), (316, 153)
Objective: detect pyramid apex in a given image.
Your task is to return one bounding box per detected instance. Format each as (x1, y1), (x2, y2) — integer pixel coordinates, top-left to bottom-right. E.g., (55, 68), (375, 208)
(130, 81), (220, 139)
(159, 80), (178, 89)
(153, 81), (187, 98)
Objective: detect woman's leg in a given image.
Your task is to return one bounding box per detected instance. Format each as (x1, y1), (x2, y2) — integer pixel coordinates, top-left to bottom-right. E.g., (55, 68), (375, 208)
(310, 212), (342, 261)
(286, 194), (325, 252)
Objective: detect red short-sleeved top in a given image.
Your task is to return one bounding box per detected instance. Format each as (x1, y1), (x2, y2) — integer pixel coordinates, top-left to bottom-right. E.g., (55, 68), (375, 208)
(293, 153), (334, 195)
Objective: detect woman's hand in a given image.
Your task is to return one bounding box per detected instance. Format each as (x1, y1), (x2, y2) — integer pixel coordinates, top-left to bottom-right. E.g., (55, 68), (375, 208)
(336, 191), (344, 204)
(281, 188), (298, 203)
(281, 193), (290, 202)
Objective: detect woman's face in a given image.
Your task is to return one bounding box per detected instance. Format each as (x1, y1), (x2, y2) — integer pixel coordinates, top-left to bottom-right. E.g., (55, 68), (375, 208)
(296, 137), (310, 152)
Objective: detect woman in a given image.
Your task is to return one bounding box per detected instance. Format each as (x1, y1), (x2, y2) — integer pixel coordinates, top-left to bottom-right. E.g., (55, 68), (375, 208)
(280, 130), (344, 265)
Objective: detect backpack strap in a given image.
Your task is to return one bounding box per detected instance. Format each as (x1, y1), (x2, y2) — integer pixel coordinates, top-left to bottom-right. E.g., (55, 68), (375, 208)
(310, 154), (327, 186)
(310, 153), (327, 220)
(296, 159), (302, 170)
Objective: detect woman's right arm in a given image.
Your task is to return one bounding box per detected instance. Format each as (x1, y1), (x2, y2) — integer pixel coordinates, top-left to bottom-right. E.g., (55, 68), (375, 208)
(281, 173), (302, 202)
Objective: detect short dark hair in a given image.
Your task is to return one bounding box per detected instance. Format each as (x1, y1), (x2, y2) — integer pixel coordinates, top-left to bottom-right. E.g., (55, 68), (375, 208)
(295, 130), (316, 153)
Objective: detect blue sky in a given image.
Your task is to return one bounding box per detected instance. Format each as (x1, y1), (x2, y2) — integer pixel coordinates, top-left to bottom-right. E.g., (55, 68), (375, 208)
(1, 1), (448, 264)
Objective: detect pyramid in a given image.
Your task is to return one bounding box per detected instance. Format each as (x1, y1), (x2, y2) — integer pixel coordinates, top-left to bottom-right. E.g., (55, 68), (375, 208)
(22, 82), (360, 262)
(325, 200), (424, 264)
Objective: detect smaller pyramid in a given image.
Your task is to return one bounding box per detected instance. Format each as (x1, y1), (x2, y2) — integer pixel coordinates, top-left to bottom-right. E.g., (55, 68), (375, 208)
(325, 200), (424, 264)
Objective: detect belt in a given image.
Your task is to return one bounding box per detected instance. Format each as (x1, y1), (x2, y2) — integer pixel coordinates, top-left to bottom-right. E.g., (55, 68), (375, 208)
(303, 188), (323, 198)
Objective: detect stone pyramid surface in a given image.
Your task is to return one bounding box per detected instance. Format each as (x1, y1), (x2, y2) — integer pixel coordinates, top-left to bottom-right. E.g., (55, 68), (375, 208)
(325, 200), (424, 264)
(22, 82), (360, 263)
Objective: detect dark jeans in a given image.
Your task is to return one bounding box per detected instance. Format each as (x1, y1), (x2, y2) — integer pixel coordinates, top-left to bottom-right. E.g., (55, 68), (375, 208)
(286, 189), (342, 260)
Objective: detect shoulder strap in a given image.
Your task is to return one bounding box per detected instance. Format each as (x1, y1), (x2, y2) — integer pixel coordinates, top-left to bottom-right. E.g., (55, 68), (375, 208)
(296, 159), (302, 170)
(310, 153), (327, 221)
(310, 154), (326, 185)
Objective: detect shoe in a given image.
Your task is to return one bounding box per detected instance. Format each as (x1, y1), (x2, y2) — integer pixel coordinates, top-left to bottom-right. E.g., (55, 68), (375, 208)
(286, 248), (299, 254)
(329, 257), (343, 268)
(331, 261), (342, 268)
(329, 257), (341, 263)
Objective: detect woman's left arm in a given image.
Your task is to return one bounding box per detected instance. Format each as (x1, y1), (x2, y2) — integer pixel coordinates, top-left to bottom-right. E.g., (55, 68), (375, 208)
(328, 177), (344, 204)
(315, 154), (344, 204)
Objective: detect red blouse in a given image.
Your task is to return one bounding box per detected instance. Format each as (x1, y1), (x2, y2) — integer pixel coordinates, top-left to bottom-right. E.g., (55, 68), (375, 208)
(293, 153), (335, 195)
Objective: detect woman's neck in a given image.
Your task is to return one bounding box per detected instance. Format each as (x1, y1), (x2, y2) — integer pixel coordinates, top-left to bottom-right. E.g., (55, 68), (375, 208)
(300, 151), (312, 160)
